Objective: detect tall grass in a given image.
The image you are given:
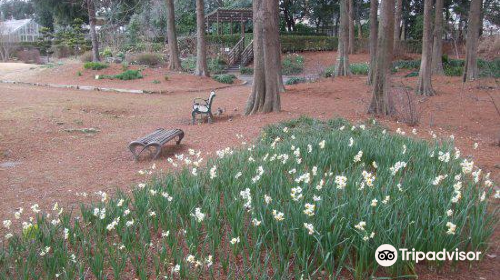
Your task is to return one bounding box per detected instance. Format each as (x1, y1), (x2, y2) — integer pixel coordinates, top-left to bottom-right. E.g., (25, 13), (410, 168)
(0, 117), (497, 279)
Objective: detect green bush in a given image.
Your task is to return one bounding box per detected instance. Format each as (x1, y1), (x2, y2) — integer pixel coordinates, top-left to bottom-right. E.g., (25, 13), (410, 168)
(99, 70), (143, 80)
(392, 60), (421, 70)
(213, 74), (236, 84)
(83, 61), (109, 70)
(101, 47), (113, 58)
(182, 56), (227, 74)
(280, 35), (338, 52)
(323, 63), (369, 77)
(444, 66), (463, 77)
(285, 77), (307, 85)
(478, 58), (500, 78)
(350, 63), (369, 75)
(240, 66), (254, 75)
(282, 54), (304, 75)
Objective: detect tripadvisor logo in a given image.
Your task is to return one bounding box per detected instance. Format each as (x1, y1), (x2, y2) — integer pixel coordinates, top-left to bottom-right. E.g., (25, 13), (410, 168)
(375, 244), (482, 267)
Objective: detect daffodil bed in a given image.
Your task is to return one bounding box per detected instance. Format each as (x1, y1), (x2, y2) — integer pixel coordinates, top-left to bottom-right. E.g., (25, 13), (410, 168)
(1, 117), (497, 279)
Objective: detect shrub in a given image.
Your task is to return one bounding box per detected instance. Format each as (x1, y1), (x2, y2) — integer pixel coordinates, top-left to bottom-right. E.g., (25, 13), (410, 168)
(285, 77), (307, 85)
(53, 43), (73, 58)
(280, 35), (338, 52)
(182, 56), (227, 74)
(444, 66), (463, 77)
(392, 60), (421, 71)
(282, 54), (304, 75)
(478, 58), (500, 78)
(213, 74), (236, 84)
(350, 63), (369, 75)
(101, 47), (113, 58)
(16, 49), (41, 64)
(152, 80), (161, 84)
(323, 65), (336, 78)
(127, 52), (164, 67)
(80, 51), (93, 62)
(240, 66), (254, 75)
(0, 117), (495, 279)
(99, 70), (143, 80)
(83, 62), (109, 70)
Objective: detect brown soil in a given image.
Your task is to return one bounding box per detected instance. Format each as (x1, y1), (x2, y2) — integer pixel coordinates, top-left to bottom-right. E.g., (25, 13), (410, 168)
(0, 52), (499, 279)
(0, 59), (242, 92)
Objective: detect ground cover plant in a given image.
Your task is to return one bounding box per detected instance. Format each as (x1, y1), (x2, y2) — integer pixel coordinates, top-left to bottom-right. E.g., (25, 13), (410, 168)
(98, 70), (143, 81)
(182, 56), (227, 74)
(282, 54), (305, 75)
(285, 77), (307, 85)
(212, 74), (236, 84)
(83, 62), (109, 70)
(0, 117), (496, 279)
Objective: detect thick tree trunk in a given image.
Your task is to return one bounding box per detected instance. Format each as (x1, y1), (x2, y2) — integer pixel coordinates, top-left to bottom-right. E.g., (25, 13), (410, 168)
(416, 0), (435, 96)
(87, 0), (100, 62)
(431, 0), (445, 75)
(195, 0), (209, 77)
(245, 0), (281, 114)
(335, 0), (351, 77)
(165, 0), (182, 70)
(368, 0), (395, 115)
(367, 0), (378, 85)
(463, 0), (482, 81)
(348, 0), (355, 54)
(393, 0), (402, 55)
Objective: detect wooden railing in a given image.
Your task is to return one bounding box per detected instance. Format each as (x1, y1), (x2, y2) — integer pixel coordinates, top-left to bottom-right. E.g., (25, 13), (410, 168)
(240, 39), (253, 66)
(226, 37), (245, 66)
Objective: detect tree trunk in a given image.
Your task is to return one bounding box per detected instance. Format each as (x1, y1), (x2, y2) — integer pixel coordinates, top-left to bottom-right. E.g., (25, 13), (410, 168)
(463, 0), (482, 81)
(195, 0), (209, 77)
(335, 0), (351, 77)
(393, 0), (402, 55)
(348, 0), (355, 54)
(245, 0), (281, 114)
(368, 0), (395, 115)
(431, 0), (445, 75)
(416, 0), (435, 96)
(166, 0), (181, 70)
(87, 0), (100, 62)
(367, 0), (378, 85)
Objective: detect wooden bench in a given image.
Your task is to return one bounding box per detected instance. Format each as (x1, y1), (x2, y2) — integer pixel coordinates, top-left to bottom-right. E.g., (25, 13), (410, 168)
(129, 128), (184, 161)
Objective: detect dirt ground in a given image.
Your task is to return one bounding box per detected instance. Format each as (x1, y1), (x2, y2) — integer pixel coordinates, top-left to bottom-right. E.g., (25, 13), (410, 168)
(0, 53), (499, 279)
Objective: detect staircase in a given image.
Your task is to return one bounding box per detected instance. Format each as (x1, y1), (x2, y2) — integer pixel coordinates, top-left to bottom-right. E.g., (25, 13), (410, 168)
(225, 38), (254, 72)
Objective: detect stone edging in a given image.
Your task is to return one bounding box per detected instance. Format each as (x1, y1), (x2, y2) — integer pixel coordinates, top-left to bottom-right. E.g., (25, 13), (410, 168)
(0, 79), (248, 95)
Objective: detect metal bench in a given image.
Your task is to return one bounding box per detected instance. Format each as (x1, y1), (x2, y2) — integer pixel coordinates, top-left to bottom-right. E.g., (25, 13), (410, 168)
(192, 91), (216, 124)
(129, 128), (184, 161)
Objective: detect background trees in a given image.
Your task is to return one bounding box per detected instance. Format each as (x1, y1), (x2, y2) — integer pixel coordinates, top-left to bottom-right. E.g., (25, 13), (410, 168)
(415, 0), (435, 95)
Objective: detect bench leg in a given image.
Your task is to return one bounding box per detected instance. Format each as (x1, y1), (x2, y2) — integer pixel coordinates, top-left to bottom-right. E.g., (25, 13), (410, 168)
(208, 111), (214, 124)
(146, 144), (162, 160)
(192, 111), (197, 125)
(176, 131), (184, 145)
(129, 143), (146, 161)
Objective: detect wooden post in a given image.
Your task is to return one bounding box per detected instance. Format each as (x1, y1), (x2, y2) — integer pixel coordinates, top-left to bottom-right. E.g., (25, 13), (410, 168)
(241, 13), (245, 38)
(217, 11), (220, 35)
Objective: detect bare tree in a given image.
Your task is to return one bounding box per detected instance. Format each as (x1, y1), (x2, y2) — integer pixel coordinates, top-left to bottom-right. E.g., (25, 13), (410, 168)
(166, 0), (182, 70)
(416, 0), (435, 96)
(0, 25), (14, 62)
(348, 0), (355, 54)
(431, 0), (445, 74)
(335, 0), (351, 77)
(393, 0), (402, 54)
(86, 0), (100, 62)
(195, 0), (209, 77)
(245, 0), (281, 114)
(463, 0), (482, 81)
(368, 0), (395, 115)
(367, 0), (378, 84)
